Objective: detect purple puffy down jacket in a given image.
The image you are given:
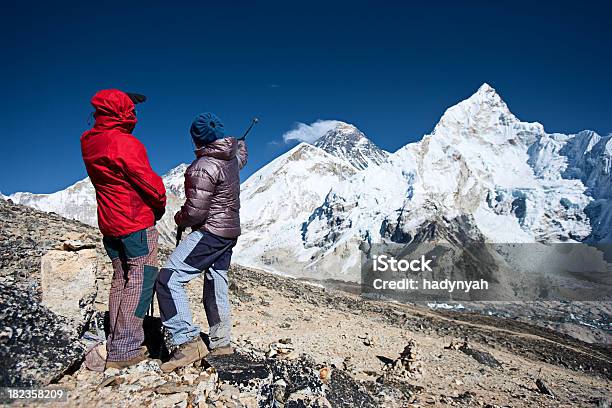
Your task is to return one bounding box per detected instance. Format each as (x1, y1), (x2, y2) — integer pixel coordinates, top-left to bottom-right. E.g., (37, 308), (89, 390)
(174, 137), (248, 238)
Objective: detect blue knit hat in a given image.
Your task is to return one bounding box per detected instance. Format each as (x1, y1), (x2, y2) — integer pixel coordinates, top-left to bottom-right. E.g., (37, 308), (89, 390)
(190, 112), (225, 146)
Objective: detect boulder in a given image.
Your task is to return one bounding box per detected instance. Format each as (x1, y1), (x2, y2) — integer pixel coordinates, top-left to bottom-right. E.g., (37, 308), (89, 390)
(40, 247), (98, 330)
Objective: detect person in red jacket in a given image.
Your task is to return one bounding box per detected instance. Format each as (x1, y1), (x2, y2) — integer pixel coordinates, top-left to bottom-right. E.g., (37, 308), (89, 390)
(81, 89), (166, 369)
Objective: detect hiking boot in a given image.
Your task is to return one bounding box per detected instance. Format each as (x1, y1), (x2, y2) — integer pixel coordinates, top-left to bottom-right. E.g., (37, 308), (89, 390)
(208, 345), (234, 357)
(160, 337), (208, 373)
(105, 346), (148, 370)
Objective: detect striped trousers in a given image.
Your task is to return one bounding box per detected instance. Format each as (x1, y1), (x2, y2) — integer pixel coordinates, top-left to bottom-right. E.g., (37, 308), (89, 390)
(156, 230), (236, 349)
(103, 226), (159, 361)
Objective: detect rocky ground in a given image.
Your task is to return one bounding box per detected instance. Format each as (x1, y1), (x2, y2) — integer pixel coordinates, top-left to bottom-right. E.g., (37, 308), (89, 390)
(0, 198), (611, 407)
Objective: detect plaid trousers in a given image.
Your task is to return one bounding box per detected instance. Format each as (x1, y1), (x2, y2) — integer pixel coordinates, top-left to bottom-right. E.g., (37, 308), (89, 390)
(103, 226), (159, 361)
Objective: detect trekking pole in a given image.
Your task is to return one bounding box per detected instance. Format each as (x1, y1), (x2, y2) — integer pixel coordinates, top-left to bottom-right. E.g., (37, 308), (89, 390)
(238, 117), (259, 141)
(176, 226), (185, 247)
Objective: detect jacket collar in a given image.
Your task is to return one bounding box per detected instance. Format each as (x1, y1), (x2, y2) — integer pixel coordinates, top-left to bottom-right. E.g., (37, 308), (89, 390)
(195, 137), (238, 160)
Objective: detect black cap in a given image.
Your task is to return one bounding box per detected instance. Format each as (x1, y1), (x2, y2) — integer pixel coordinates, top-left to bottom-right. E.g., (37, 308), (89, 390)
(125, 92), (147, 104)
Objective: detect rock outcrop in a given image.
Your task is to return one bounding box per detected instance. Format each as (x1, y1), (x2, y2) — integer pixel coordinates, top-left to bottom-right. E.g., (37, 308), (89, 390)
(40, 246), (98, 331)
(0, 199), (104, 386)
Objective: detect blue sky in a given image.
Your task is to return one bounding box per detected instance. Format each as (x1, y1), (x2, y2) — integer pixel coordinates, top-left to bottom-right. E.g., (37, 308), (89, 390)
(1, 0), (611, 194)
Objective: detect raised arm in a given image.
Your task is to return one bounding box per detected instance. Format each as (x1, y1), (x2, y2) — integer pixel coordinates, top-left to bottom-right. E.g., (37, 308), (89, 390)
(236, 140), (248, 170)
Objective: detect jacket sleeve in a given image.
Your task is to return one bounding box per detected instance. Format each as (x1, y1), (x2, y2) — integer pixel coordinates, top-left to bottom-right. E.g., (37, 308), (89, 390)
(237, 140), (248, 170)
(174, 161), (219, 228)
(115, 137), (167, 218)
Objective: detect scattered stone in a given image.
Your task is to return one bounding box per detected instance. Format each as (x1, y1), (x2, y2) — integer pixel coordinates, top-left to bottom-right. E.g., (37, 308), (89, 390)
(358, 333), (374, 346)
(155, 381), (192, 394)
(272, 378), (287, 404)
(445, 339), (464, 350)
(452, 390), (476, 403)
(268, 341), (295, 358)
(103, 367), (120, 377)
(181, 372), (198, 385)
(62, 240), (96, 251)
(98, 375), (124, 388)
(228, 282), (255, 303)
(153, 392), (188, 407)
(535, 378), (556, 398)
(458, 342), (501, 369)
(192, 369), (218, 405)
(447, 339), (501, 368)
(319, 366), (331, 383)
(342, 356), (355, 373)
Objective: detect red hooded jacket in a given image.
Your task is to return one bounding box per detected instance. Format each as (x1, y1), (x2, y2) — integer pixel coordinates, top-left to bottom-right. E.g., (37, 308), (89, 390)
(81, 89), (166, 237)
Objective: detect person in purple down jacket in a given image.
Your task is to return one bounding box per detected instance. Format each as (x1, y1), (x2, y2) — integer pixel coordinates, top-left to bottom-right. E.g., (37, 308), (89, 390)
(156, 112), (247, 372)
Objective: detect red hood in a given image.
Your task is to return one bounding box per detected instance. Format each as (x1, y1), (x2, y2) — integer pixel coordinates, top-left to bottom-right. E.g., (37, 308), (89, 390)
(90, 89), (137, 133)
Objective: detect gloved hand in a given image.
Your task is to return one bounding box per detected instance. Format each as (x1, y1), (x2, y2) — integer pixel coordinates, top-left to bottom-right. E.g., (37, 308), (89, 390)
(153, 207), (165, 221)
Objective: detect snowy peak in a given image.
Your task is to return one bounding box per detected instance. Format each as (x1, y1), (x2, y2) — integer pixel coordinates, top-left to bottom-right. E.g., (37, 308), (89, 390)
(432, 83), (524, 138)
(468, 83), (508, 109)
(313, 122), (389, 170)
(241, 142), (356, 201)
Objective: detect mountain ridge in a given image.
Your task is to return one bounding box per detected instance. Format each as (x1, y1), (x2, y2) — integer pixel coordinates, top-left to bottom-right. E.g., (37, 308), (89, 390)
(3, 84), (610, 281)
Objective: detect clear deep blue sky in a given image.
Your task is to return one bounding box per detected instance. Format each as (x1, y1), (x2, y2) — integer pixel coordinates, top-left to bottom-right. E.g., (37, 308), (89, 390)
(2, 1), (611, 194)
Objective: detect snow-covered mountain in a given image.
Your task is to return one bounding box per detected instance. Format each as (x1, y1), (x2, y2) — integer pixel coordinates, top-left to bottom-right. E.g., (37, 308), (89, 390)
(313, 122), (389, 170)
(1, 178), (98, 226)
(3, 84), (610, 282)
(300, 84), (610, 279)
(233, 143), (357, 273)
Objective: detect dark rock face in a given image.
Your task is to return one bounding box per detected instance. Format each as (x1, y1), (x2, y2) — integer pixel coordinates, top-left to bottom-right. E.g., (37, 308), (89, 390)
(0, 284), (84, 386)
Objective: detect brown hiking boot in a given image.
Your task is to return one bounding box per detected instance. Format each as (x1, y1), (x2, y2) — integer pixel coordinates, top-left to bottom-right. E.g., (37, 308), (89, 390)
(105, 346), (148, 370)
(160, 337), (208, 373)
(208, 345), (234, 357)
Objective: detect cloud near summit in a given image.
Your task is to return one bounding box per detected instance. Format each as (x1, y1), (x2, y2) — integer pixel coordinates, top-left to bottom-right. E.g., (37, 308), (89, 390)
(282, 120), (341, 143)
